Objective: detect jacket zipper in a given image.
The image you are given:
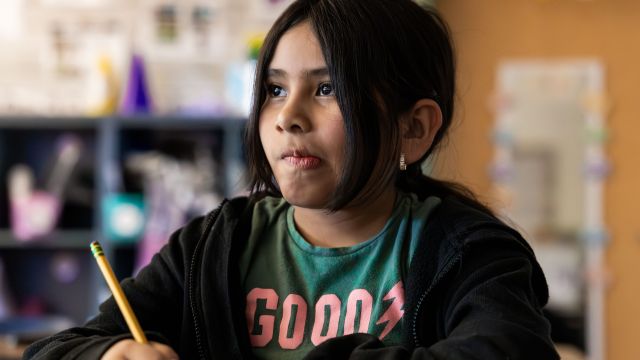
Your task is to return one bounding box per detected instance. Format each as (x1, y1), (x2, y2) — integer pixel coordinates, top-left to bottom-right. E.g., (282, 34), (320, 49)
(189, 201), (226, 360)
(412, 252), (462, 348)
(411, 223), (534, 348)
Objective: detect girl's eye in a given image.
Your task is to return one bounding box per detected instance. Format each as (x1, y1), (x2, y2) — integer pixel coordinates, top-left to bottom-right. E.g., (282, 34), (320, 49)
(316, 83), (334, 96)
(268, 84), (287, 97)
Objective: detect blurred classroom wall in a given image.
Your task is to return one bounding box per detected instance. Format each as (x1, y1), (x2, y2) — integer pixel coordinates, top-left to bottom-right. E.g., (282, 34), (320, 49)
(437, 1), (640, 359)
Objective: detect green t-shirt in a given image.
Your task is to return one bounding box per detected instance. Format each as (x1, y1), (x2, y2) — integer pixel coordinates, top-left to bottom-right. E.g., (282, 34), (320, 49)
(239, 192), (440, 359)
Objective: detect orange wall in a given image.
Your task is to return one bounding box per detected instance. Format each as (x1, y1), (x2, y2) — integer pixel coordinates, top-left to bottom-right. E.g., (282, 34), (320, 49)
(437, 1), (640, 359)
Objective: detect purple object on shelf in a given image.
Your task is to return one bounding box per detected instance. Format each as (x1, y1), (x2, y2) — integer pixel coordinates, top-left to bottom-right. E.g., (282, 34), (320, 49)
(10, 191), (61, 241)
(120, 54), (153, 115)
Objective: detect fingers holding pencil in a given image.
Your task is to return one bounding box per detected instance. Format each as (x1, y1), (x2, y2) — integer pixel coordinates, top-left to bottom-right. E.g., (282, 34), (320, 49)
(101, 339), (179, 360)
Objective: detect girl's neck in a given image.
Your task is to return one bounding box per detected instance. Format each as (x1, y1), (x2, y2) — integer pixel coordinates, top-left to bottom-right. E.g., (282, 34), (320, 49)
(292, 188), (397, 248)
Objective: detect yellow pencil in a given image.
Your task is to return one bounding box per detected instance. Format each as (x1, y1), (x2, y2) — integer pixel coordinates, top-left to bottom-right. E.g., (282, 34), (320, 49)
(90, 241), (148, 344)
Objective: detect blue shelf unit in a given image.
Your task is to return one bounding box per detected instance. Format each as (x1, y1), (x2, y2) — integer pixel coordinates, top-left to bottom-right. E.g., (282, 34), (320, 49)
(0, 115), (246, 338)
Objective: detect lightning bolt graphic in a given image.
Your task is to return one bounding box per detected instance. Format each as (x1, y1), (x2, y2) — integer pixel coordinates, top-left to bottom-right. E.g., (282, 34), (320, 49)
(375, 281), (405, 340)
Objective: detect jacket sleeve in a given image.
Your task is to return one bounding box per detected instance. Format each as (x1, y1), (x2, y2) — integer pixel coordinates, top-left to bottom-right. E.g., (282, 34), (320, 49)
(23, 215), (206, 360)
(304, 232), (560, 360)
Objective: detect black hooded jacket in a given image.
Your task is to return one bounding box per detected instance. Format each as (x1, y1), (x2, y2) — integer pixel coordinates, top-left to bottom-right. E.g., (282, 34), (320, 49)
(24, 195), (559, 359)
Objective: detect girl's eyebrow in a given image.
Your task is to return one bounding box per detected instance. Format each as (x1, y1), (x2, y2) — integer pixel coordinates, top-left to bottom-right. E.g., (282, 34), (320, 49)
(306, 68), (329, 78)
(267, 68), (287, 78)
(266, 67), (329, 78)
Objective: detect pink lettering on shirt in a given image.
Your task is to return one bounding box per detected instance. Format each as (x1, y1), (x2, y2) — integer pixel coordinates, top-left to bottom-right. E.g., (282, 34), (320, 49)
(245, 282), (406, 349)
(310, 294), (341, 345)
(375, 281), (405, 340)
(343, 289), (373, 335)
(246, 288), (279, 347)
(278, 294), (308, 349)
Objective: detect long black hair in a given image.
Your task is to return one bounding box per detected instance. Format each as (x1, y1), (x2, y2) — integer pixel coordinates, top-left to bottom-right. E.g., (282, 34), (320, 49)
(245, 0), (493, 215)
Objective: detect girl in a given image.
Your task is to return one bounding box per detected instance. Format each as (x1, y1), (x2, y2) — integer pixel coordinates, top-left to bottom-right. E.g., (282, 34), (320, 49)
(25, 0), (559, 359)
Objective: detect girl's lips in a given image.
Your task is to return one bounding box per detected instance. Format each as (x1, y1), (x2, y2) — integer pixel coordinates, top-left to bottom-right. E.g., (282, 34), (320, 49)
(283, 155), (321, 170)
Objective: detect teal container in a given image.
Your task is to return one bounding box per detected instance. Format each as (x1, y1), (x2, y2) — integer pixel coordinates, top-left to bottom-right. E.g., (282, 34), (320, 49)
(102, 193), (146, 244)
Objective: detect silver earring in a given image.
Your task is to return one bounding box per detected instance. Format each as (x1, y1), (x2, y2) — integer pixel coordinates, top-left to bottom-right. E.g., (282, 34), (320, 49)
(399, 153), (407, 171)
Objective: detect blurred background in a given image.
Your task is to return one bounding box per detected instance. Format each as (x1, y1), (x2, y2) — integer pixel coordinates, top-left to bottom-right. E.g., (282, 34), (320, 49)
(0, 0), (637, 359)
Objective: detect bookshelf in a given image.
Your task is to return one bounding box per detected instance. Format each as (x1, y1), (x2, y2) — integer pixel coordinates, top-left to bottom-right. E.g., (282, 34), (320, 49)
(0, 115), (246, 333)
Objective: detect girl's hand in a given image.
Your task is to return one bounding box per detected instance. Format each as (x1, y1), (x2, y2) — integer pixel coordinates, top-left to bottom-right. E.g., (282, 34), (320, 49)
(101, 339), (179, 360)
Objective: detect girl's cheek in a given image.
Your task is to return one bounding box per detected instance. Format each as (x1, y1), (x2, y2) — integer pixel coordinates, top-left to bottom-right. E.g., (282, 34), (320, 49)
(259, 107), (277, 128)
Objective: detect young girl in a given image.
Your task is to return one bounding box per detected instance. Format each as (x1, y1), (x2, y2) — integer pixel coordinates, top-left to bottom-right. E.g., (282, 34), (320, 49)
(25, 0), (559, 359)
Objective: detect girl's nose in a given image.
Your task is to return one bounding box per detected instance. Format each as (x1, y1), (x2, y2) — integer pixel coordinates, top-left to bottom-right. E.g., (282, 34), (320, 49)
(275, 98), (311, 133)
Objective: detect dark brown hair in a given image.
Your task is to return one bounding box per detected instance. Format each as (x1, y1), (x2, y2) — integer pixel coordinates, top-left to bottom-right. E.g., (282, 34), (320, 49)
(245, 0), (492, 214)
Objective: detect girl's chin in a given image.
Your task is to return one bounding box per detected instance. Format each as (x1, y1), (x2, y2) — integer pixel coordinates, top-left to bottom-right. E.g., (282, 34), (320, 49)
(281, 192), (331, 210)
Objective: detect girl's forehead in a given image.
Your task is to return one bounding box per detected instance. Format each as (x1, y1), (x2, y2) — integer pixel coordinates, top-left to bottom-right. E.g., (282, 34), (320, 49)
(269, 21), (327, 74)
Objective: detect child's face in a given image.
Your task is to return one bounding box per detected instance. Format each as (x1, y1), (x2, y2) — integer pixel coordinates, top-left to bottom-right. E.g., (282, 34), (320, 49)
(259, 21), (346, 209)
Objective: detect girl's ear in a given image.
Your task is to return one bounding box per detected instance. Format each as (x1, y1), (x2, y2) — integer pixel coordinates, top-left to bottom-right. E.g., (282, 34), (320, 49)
(400, 98), (443, 165)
